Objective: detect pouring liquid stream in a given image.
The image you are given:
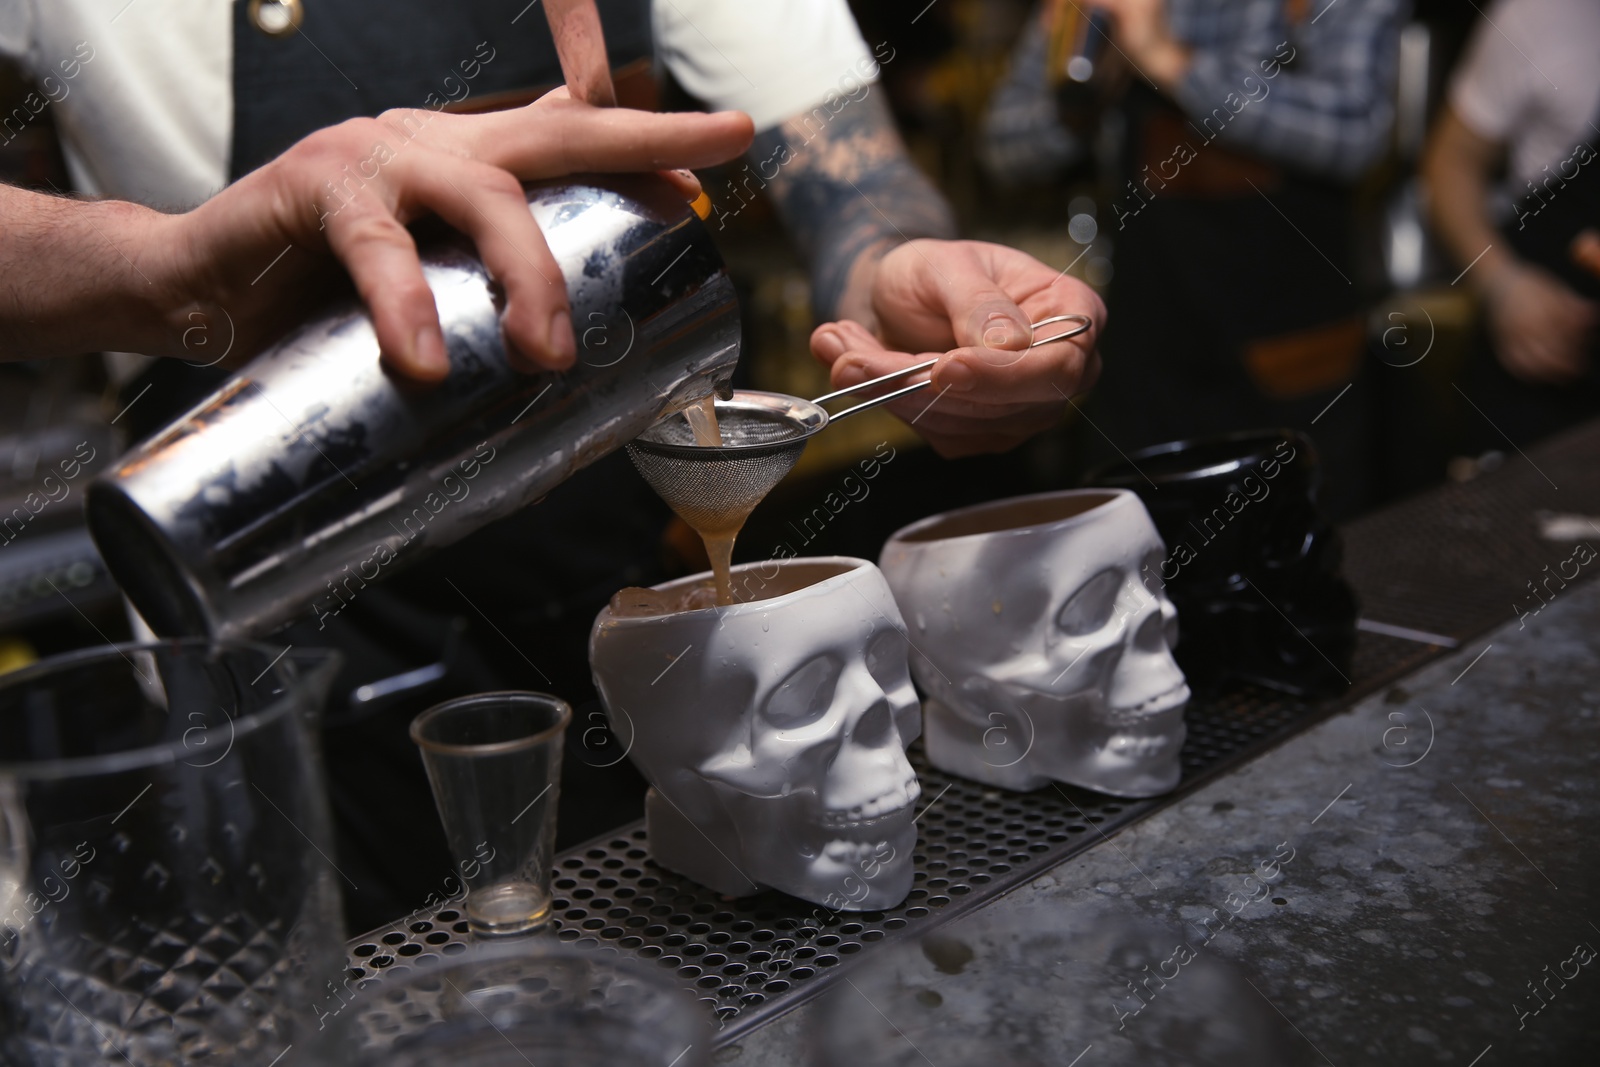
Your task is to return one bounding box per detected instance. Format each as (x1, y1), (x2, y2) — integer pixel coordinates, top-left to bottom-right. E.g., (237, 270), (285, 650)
(683, 394), (722, 448)
(681, 396), (742, 605)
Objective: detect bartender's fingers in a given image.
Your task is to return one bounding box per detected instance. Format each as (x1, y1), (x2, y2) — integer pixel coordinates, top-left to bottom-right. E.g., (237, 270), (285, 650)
(823, 344), (1045, 420)
(494, 89), (707, 200)
(931, 340), (1103, 406)
(812, 318), (888, 366)
(467, 100), (754, 179)
(900, 242), (1036, 353)
(321, 188), (453, 383)
(656, 169), (704, 200)
(814, 321), (1072, 456)
(394, 154), (573, 371)
(872, 241), (1106, 392)
(819, 319), (1088, 415)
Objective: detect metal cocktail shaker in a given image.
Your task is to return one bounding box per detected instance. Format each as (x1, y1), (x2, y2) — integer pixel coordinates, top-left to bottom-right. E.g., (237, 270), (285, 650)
(86, 175), (739, 639)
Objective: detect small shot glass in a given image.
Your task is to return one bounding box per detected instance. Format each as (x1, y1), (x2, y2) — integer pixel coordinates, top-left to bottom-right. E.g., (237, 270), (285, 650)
(410, 691), (571, 936)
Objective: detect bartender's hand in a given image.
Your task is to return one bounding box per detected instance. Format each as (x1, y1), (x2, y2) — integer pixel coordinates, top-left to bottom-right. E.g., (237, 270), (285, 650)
(169, 92), (752, 380)
(1481, 257), (1597, 384)
(811, 239), (1104, 458)
(0, 92), (752, 378)
(1086, 0), (1191, 91)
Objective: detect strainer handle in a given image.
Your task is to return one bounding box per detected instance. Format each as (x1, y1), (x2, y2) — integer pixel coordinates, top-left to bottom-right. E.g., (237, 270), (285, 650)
(810, 314), (1095, 421)
(823, 374), (939, 422)
(811, 358), (938, 410)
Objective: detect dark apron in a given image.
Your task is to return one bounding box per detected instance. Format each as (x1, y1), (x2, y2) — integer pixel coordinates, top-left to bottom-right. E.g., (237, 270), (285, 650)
(126, 0), (666, 932)
(1087, 84), (1371, 519)
(230, 0), (651, 176)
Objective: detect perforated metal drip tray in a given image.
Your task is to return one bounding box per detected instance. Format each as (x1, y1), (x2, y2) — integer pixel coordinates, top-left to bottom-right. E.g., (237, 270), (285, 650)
(344, 625), (1434, 1045)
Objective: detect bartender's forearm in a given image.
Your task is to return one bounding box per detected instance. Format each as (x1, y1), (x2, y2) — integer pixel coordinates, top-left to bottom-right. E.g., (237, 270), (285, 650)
(1420, 107), (1517, 293)
(754, 92), (956, 327)
(0, 184), (184, 359)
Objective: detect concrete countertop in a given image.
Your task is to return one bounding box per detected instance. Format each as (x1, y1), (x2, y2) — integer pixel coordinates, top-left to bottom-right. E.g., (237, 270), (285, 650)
(722, 575), (1600, 1065)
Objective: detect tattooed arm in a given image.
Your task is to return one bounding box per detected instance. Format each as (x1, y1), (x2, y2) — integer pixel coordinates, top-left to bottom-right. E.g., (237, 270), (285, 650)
(752, 91), (1106, 457)
(753, 92), (955, 327)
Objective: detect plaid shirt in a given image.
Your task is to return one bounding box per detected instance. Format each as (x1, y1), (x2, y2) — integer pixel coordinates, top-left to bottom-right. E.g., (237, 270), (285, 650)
(982, 0), (1408, 184)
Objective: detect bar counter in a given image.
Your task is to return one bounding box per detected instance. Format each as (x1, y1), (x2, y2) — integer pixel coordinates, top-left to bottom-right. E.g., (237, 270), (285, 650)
(729, 539), (1600, 1065)
(344, 420), (1600, 1063)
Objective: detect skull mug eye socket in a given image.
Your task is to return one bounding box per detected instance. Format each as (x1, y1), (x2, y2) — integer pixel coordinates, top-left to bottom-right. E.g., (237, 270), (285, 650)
(765, 655), (841, 729)
(1056, 568), (1122, 636)
(865, 630), (908, 688)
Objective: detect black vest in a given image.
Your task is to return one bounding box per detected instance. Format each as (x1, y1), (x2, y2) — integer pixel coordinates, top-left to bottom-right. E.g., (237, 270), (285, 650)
(229, 0), (651, 179)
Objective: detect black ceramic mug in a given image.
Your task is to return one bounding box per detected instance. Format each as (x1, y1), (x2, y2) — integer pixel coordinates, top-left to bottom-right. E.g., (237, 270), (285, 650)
(1087, 429), (1357, 698)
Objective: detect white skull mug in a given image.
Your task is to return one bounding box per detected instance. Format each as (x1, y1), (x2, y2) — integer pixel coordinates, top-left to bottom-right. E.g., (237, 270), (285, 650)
(587, 492), (1189, 909)
(879, 488), (1190, 798)
(589, 557), (922, 911)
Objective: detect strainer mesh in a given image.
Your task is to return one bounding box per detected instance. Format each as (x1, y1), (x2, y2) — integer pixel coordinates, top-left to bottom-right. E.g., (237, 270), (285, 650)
(626, 409), (810, 528)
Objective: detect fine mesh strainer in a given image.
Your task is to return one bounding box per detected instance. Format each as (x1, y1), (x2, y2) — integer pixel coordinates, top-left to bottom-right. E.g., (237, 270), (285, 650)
(626, 391), (827, 529)
(626, 314), (1093, 524)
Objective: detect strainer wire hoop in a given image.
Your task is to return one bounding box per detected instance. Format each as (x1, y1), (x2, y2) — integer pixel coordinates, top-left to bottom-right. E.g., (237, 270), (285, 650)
(627, 391), (828, 460)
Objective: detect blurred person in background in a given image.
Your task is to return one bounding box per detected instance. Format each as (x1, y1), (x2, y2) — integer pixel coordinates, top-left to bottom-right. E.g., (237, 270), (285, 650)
(0, 0), (1102, 929)
(1421, 0), (1600, 448)
(983, 0), (1407, 518)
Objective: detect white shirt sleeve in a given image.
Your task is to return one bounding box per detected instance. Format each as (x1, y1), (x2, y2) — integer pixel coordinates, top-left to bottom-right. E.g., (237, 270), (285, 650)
(1448, 0), (1530, 144)
(14, 0), (230, 209)
(1446, 0), (1600, 185)
(652, 0), (879, 132)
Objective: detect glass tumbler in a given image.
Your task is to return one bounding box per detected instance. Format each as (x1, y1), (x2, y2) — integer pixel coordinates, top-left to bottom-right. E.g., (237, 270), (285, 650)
(0, 640), (344, 1067)
(410, 692), (570, 936)
(313, 940), (710, 1066)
